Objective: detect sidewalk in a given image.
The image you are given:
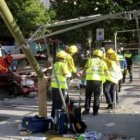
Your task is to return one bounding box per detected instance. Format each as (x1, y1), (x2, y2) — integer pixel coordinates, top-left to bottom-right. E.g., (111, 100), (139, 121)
(0, 68), (140, 140)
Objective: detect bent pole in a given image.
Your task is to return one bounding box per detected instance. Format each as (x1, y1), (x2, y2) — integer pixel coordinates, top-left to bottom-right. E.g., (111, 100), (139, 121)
(0, 0), (47, 117)
(114, 29), (140, 51)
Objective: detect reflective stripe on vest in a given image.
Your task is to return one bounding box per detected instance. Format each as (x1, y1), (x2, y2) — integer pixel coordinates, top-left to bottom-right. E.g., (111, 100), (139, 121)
(51, 62), (68, 89)
(124, 53), (132, 58)
(118, 55), (125, 61)
(86, 58), (105, 82)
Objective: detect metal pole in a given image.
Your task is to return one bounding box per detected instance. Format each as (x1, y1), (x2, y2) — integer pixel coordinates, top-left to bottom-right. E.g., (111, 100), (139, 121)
(28, 15), (101, 40)
(114, 32), (118, 50)
(135, 17), (140, 48)
(88, 30), (92, 51)
(29, 10), (140, 42)
(30, 11), (130, 42)
(114, 29), (140, 51)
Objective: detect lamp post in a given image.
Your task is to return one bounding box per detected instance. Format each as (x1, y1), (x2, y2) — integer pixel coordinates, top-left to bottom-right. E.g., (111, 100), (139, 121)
(114, 29), (140, 51)
(135, 17), (140, 48)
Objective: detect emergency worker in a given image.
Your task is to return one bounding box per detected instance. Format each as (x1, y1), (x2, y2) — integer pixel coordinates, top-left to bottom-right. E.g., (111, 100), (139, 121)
(51, 50), (70, 118)
(65, 45), (79, 77)
(117, 50), (127, 92)
(104, 48), (122, 109)
(123, 50), (133, 83)
(82, 49), (108, 116)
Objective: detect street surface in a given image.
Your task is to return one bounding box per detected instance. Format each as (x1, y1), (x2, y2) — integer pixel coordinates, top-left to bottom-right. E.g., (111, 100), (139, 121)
(0, 67), (140, 139)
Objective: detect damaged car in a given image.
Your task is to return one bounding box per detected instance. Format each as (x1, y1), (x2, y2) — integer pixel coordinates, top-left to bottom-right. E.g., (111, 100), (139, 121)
(0, 54), (51, 96)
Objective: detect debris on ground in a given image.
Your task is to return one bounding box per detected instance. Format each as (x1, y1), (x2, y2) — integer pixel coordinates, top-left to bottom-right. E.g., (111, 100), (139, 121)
(105, 123), (115, 127)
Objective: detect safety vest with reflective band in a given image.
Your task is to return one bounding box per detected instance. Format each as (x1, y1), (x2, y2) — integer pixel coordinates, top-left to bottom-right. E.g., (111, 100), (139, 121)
(106, 61), (122, 84)
(124, 53), (132, 58)
(85, 58), (106, 82)
(118, 54), (125, 61)
(51, 62), (68, 89)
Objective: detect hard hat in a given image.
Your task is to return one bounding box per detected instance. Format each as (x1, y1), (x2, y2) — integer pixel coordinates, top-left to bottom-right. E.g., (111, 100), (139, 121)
(67, 45), (78, 54)
(107, 48), (114, 54)
(93, 49), (103, 57)
(56, 50), (67, 59)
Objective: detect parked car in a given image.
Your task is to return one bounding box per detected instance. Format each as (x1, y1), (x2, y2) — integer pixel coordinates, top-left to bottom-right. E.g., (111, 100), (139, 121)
(0, 53), (51, 96)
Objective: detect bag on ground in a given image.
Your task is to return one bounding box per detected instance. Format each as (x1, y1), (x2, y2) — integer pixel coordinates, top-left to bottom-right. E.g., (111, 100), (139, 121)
(21, 115), (54, 133)
(54, 109), (69, 134)
(69, 113), (87, 134)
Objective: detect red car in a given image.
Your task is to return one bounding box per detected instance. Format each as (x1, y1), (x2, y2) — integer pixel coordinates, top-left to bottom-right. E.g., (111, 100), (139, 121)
(0, 54), (51, 96)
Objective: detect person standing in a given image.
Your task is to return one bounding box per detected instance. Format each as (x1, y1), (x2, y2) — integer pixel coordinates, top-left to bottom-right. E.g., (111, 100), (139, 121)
(117, 50), (127, 92)
(82, 49), (108, 116)
(123, 50), (133, 83)
(51, 50), (70, 118)
(104, 48), (122, 109)
(65, 45), (80, 78)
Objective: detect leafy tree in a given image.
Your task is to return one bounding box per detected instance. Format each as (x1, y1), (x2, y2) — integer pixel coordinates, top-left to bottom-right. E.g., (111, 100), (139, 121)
(50, 0), (140, 45)
(0, 0), (55, 38)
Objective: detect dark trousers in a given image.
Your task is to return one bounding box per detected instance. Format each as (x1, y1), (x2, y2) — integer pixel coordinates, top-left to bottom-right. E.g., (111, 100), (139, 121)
(84, 80), (102, 114)
(103, 80), (118, 105)
(51, 88), (68, 118)
(118, 78), (122, 92)
(123, 65), (133, 82)
(116, 79), (122, 102)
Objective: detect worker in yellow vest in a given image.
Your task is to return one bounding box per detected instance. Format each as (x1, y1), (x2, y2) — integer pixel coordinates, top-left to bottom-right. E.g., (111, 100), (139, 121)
(117, 49), (127, 92)
(123, 50), (133, 83)
(104, 48), (122, 109)
(51, 50), (70, 117)
(65, 45), (80, 78)
(82, 49), (108, 116)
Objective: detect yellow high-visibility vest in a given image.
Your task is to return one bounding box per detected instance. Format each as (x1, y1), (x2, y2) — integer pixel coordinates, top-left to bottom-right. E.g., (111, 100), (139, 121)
(51, 62), (68, 89)
(124, 53), (132, 58)
(106, 61), (122, 84)
(85, 58), (107, 82)
(65, 53), (77, 73)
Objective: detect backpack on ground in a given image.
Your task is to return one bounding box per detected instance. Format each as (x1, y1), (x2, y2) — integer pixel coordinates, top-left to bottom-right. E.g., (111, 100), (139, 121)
(54, 109), (69, 134)
(21, 115), (54, 133)
(67, 101), (87, 134)
(69, 112), (87, 134)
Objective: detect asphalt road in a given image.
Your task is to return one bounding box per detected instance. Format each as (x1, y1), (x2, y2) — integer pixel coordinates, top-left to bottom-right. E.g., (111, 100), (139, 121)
(0, 89), (13, 100)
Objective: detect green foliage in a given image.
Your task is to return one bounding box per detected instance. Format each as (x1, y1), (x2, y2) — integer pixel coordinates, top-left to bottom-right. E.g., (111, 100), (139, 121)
(50, 0), (140, 44)
(0, 0), (55, 38)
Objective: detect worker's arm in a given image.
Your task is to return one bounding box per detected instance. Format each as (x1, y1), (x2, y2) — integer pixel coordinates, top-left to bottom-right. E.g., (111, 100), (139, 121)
(62, 63), (71, 78)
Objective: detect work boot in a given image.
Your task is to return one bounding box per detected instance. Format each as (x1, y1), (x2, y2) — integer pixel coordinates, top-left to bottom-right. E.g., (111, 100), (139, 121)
(93, 112), (98, 116)
(118, 88), (121, 92)
(82, 110), (89, 115)
(106, 104), (113, 109)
